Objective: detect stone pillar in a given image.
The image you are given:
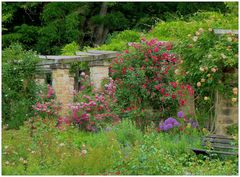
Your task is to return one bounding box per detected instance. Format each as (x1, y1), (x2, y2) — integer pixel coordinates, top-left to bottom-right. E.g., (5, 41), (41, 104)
(52, 64), (74, 115)
(215, 92), (238, 135)
(35, 73), (46, 85)
(89, 61), (110, 92)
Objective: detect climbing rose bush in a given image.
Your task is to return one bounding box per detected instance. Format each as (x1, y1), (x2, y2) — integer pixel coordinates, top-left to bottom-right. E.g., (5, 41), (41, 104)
(32, 84), (61, 119)
(66, 73), (120, 132)
(110, 39), (194, 122)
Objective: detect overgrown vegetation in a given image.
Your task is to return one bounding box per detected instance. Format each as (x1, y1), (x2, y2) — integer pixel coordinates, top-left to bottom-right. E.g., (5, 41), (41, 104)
(2, 120), (238, 175)
(2, 44), (40, 129)
(2, 2), (238, 175)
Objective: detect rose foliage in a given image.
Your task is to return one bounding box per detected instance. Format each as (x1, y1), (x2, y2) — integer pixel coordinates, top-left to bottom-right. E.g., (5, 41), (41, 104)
(110, 39), (194, 124)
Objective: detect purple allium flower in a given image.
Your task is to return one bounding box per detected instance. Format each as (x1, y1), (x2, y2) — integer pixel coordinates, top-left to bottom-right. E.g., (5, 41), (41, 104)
(164, 117), (180, 126)
(159, 123), (164, 130)
(177, 111), (184, 118)
(159, 117), (180, 132)
(189, 119), (198, 128)
(163, 123), (173, 131)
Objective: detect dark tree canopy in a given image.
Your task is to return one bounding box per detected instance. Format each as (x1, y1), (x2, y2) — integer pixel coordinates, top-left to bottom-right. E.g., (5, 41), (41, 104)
(2, 2), (227, 54)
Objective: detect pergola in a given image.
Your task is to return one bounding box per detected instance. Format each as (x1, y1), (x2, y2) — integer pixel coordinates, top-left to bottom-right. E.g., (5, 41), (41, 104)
(35, 29), (238, 135)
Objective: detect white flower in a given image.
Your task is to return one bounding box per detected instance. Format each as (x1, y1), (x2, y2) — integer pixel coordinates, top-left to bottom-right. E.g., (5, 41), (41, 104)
(4, 146), (8, 149)
(193, 36), (198, 42)
(81, 150), (87, 155)
(195, 31), (200, 36)
(227, 37), (232, 42)
(199, 67), (205, 72)
(80, 72), (86, 76)
(5, 161), (10, 165)
(208, 54), (212, 58)
(59, 143), (65, 147)
(204, 97), (209, 101)
(19, 157), (24, 161)
(208, 28), (213, 32)
(199, 28), (204, 33)
(174, 69), (180, 75)
(23, 160), (28, 164)
(197, 82), (201, 87)
(221, 53), (227, 59)
(207, 74), (211, 78)
(201, 79), (206, 83)
(211, 68), (217, 73)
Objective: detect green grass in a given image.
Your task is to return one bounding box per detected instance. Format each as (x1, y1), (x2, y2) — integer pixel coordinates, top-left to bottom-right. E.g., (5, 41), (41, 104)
(2, 120), (238, 175)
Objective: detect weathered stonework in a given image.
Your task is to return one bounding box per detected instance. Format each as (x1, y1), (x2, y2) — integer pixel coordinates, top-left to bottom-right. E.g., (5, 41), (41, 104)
(35, 74), (46, 85)
(52, 67), (74, 115)
(215, 93), (238, 135)
(89, 61), (110, 92)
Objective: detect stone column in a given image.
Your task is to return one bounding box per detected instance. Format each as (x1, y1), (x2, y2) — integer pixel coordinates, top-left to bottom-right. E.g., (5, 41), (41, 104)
(35, 73), (46, 85)
(51, 64), (74, 115)
(89, 60), (110, 92)
(215, 92), (238, 135)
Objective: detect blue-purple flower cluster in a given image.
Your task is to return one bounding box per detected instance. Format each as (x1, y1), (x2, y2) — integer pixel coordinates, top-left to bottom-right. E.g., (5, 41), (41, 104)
(159, 111), (198, 132)
(159, 117), (180, 131)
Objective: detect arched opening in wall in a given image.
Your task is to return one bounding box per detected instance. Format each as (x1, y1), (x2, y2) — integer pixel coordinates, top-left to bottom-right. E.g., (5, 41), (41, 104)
(46, 73), (52, 86)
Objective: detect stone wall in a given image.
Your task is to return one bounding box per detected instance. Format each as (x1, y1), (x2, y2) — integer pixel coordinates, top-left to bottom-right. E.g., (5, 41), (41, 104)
(215, 93), (238, 135)
(52, 68), (74, 115)
(35, 74), (46, 85)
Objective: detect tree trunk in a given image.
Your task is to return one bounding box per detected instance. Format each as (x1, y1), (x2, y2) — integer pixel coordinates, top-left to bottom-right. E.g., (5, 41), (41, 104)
(95, 2), (108, 45)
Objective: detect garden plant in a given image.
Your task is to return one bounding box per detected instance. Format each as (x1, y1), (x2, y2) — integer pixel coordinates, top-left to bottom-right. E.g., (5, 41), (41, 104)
(2, 2), (238, 176)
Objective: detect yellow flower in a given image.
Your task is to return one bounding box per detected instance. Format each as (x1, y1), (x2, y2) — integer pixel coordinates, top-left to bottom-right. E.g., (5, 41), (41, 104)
(199, 67), (204, 72)
(199, 28), (204, 33)
(232, 98), (237, 103)
(201, 78), (206, 82)
(195, 31), (200, 36)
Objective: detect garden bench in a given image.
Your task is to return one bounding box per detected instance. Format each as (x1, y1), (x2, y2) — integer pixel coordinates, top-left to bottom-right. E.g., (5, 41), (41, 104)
(192, 134), (238, 156)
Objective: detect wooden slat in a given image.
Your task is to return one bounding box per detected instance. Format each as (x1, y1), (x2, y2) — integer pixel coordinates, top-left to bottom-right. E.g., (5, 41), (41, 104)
(206, 134), (235, 140)
(203, 137), (234, 144)
(214, 29), (238, 35)
(202, 142), (238, 150)
(192, 148), (238, 156)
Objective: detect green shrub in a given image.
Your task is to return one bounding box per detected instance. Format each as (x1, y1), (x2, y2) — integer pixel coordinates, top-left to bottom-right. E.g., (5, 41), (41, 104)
(94, 30), (142, 51)
(2, 43), (40, 129)
(112, 119), (143, 146)
(146, 11), (238, 42)
(61, 41), (79, 55)
(175, 27), (238, 129)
